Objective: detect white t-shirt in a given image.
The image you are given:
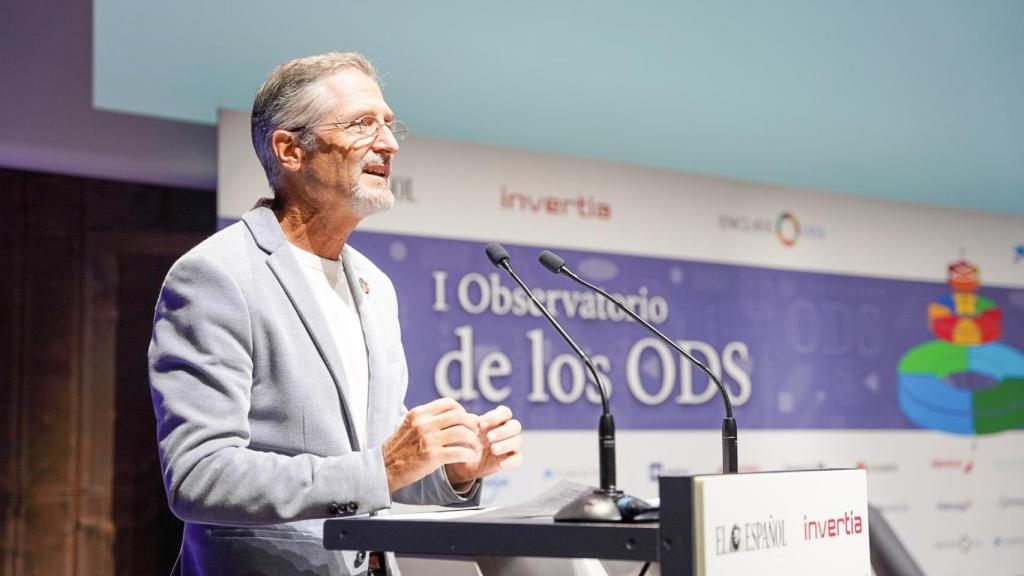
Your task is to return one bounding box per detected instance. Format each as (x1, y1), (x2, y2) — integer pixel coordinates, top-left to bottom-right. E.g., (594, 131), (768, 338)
(289, 244), (370, 447)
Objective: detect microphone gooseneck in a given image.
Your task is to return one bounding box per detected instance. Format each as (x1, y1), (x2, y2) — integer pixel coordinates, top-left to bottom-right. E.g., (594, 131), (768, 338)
(538, 249), (739, 474)
(484, 243), (627, 519)
(485, 243), (610, 415)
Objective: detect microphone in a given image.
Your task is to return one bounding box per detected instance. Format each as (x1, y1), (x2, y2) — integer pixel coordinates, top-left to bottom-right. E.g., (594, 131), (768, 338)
(539, 249), (739, 474)
(485, 242), (653, 522)
(487, 243), (609, 413)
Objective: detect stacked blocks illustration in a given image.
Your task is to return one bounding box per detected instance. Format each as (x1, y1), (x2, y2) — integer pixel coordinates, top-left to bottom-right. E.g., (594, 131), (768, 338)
(898, 260), (1024, 434)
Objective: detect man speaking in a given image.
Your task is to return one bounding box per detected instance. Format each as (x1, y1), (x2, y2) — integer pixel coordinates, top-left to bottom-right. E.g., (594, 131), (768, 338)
(148, 52), (523, 575)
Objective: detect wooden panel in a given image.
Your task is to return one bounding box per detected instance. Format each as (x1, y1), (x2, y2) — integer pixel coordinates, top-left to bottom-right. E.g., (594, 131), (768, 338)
(0, 167), (212, 576)
(84, 182), (214, 234)
(113, 254), (182, 576)
(0, 497), (16, 576)
(0, 171), (28, 238)
(0, 173), (25, 501)
(20, 497), (74, 576)
(21, 237), (80, 495)
(75, 495), (113, 576)
(21, 173), (83, 233)
(0, 246), (22, 497)
(2, 168), (214, 236)
(0, 243), (21, 576)
(79, 252), (116, 493)
(1, 171), (26, 576)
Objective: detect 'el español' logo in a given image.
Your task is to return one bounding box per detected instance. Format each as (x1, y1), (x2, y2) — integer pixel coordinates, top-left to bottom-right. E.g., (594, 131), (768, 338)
(714, 516), (788, 555)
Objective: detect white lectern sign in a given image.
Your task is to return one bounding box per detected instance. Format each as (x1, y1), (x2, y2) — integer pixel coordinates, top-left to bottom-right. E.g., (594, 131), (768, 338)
(693, 469), (870, 576)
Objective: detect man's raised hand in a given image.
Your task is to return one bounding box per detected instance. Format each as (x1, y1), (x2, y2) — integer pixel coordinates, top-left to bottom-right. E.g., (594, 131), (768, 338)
(382, 398), (481, 492)
(445, 405), (523, 488)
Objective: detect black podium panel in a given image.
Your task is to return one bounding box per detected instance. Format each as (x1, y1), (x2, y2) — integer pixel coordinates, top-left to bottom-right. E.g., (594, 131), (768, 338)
(324, 514), (658, 561)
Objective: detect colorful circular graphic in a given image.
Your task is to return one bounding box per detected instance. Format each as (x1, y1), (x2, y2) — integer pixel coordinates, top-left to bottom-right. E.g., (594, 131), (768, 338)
(897, 260), (1024, 435)
(775, 212), (801, 246)
(898, 340), (1024, 435)
(927, 294), (1002, 345)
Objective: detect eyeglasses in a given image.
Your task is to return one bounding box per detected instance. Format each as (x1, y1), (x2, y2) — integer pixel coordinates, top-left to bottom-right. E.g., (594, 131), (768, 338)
(295, 115), (408, 141)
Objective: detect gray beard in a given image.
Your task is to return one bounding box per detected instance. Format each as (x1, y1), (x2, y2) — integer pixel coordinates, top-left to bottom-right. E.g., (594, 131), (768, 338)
(350, 184), (395, 218)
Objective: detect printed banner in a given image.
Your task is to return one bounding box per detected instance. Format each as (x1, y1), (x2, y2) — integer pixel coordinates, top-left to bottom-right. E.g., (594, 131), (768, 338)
(349, 230), (1024, 434)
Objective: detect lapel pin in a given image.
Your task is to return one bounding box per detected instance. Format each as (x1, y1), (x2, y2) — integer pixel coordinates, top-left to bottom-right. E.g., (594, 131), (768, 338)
(359, 277), (370, 295)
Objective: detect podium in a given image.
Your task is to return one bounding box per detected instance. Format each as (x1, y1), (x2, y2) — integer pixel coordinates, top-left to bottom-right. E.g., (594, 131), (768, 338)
(324, 469), (872, 575)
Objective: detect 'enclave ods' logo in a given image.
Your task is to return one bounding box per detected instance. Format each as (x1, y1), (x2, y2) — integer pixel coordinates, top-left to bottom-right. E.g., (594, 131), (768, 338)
(718, 211), (825, 247)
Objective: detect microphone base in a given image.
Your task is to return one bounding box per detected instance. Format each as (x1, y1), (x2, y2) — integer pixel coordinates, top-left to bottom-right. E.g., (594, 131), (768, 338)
(554, 489), (623, 523)
(553, 489), (658, 523)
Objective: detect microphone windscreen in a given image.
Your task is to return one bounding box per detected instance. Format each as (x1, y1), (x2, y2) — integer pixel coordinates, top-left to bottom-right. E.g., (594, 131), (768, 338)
(538, 250), (565, 274)
(485, 242), (510, 267)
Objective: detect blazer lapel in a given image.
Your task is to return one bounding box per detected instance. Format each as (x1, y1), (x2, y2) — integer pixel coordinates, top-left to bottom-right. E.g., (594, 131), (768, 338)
(243, 205), (361, 450)
(341, 247), (390, 448)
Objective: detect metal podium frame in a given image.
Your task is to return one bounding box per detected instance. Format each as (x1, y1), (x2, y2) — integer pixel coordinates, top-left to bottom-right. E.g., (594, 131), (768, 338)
(324, 476), (695, 575)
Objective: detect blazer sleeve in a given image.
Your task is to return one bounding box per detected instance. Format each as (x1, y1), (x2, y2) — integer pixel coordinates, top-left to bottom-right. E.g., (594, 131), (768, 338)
(394, 465), (482, 507)
(148, 252), (392, 525)
(374, 268), (482, 508)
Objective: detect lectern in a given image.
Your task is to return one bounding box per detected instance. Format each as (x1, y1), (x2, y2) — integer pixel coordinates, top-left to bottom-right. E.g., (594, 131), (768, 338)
(324, 469), (871, 575)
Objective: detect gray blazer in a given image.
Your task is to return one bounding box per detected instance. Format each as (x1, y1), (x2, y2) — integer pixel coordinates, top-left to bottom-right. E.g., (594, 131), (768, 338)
(149, 204), (479, 575)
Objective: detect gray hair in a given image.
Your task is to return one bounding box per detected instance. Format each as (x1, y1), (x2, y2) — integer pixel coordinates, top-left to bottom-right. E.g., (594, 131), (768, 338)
(250, 52), (378, 192)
